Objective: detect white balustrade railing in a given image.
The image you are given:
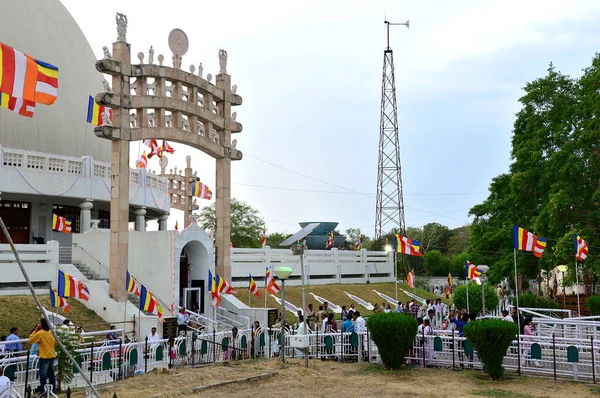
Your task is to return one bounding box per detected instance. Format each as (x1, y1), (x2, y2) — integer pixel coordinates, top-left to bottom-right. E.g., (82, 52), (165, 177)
(230, 247), (394, 287)
(0, 145), (168, 194)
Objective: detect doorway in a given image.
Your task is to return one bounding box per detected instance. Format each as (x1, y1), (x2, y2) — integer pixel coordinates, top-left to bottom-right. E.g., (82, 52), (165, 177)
(0, 200), (31, 243)
(183, 283), (204, 314)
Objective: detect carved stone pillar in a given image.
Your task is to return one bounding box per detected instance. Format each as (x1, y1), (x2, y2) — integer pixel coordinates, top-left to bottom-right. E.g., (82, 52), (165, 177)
(134, 207), (146, 232)
(158, 213), (169, 231)
(79, 200), (93, 233)
(215, 72), (232, 281)
(109, 37), (131, 302)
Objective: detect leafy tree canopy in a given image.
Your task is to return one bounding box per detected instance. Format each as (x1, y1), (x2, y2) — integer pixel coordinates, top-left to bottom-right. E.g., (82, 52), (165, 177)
(198, 198), (266, 248)
(469, 57), (600, 284)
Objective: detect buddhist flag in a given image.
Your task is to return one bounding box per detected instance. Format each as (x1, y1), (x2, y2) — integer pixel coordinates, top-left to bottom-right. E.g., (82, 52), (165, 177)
(513, 226), (547, 258)
(395, 234), (423, 257)
(356, 235), (363, 250)
(57, 270), (89, 301)
(215, 273), (237, 295)
(326, 232), (334, 249)
(407, 270), (415, 289)
(208, 269), (221, 307)
(465, 259), (481, 281)
(0, 42), (59, 105)
(140, 285), (164, 318)
(445, 272), (453, 296)
(265, 268), (280, 295)
(126, 271), (140, 296)
(0, 92), (34, 117)
(249, 274), (262, 299)
(136, 152), (147, 169)
(86, 95), (112, 126)
(50, 288), (70, 312)
(52, 214), (72, 234)
(162, 140), (175, 154)
(191, 180), (213, 200)
(575, 234), (589, 261)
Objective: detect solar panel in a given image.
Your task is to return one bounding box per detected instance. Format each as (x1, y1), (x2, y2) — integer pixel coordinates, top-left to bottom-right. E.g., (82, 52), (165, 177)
(279, 222), (320, 246)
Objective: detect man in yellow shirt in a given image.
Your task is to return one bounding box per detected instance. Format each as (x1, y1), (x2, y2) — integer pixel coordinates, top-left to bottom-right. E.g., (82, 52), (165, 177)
(28, 318), (56, 394)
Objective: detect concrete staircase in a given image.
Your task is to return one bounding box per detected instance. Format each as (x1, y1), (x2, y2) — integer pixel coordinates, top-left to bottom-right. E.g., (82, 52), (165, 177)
(72, 261), (106, 281)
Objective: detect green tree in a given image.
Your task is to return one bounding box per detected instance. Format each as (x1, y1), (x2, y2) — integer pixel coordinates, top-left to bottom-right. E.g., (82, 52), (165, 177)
(265, 232), (292, 248)
(343, 228), (371, 250)
(405, 223), (451, 253)
(422, 250), (452, 276)
(450, 252), (469, 280)
(198, 198), (266, 248)
(55, 328), (80, 391)
(468, 59), (600, 287)
(447, 225), (471, 256)
(452, 283), (499, 315)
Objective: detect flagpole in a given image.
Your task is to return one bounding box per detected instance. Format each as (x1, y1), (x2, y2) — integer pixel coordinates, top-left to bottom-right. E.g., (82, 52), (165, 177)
(248, 276), (251, 307)
(466, 278), (470, 315)
(575, 259), (581, 318)
(513, 248), (521, 331)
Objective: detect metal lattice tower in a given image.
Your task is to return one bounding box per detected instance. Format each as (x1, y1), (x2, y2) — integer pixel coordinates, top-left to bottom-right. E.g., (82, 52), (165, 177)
(375, 20), (409, 239)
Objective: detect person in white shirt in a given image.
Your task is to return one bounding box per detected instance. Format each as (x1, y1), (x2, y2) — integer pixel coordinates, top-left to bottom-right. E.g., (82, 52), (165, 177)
(502, 310), (514, 322)
(297, 315), (309, 335)
(352, 311), (367, 360)
(0, 367), (11, 398)
(423, 319), (435, 366)
(146, 327), (161, 343)
(353, 311), (366, 333)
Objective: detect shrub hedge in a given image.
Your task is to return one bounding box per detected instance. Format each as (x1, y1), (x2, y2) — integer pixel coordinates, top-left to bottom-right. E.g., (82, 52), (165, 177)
(587, 295), (600, 315)
(512, 294), (559, 309)
(367, 312), (417, 370)
(463, 319), (518, 380)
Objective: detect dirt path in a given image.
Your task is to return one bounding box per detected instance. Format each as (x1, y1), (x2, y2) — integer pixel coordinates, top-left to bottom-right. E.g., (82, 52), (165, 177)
(73, 359), (599, 398)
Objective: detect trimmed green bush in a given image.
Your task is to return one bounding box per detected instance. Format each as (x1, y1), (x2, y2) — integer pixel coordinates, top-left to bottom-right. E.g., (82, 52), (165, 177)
(463, 319), (518, 380)
(587, 295), (600, 315)
(512, 294), (559, 309)
(368, 312), (417, 370)
(452, 283), (499, 315)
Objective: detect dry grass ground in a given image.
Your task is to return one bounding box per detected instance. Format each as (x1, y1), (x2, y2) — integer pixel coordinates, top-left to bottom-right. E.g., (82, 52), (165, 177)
(233, 282), (444, 323)
(0, 295), (109, 341)
(71, 358), (599, 398)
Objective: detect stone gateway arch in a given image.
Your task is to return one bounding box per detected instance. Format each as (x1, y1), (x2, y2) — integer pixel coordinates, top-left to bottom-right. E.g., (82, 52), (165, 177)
(95, 14), (242, 301)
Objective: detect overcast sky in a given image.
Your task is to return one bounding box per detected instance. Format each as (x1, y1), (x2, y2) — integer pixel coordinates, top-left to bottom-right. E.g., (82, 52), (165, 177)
(61, 0), (600, 237)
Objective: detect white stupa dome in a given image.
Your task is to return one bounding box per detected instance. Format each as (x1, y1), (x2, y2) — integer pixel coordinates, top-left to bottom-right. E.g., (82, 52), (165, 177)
(0, 0), (110, 161)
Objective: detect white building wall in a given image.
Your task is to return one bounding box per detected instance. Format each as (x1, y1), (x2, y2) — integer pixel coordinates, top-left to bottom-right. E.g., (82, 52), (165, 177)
(72, 230), (175, 310)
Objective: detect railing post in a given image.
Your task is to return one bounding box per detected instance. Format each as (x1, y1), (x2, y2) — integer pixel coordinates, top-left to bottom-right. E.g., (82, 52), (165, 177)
(89, 341), (94, 384)
(552, 333), (556, 380)
(213, 329), (216, 362)
(340, 328), (343, 363)
(592, 336), (596, 384)
(367, 328), (371, 363)
(516, 332), (521, 375)
(316, 326), (319, 360)
(24, 349), (30, 396)
(118, 339), (123, 381)
(452, 331), (455, 370)
(144, 336), (148, 373)
(421, 328), (425, 368)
